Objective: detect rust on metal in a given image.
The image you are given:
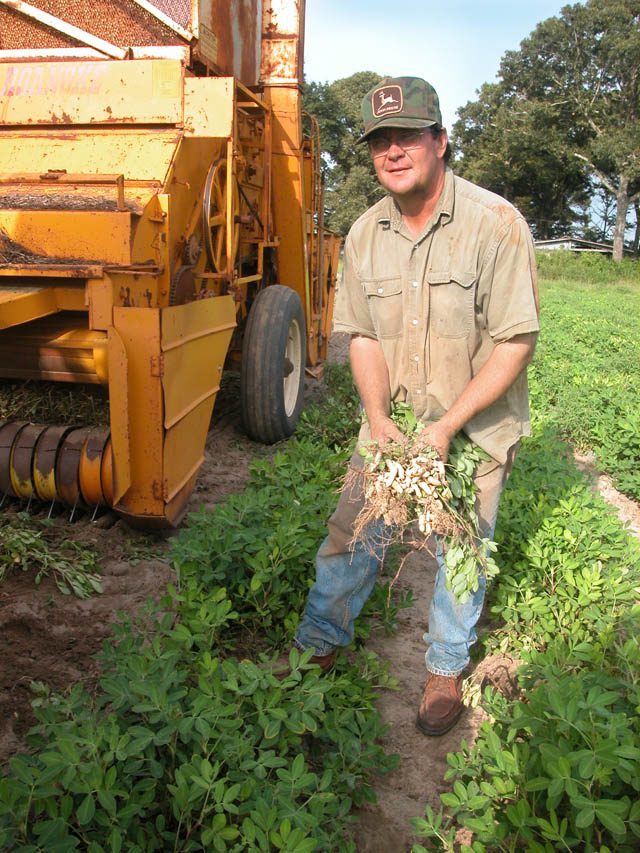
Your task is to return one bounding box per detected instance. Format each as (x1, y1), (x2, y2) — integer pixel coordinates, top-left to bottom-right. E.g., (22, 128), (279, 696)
(55, 426), (90, 507)
(0, 227), (97, 265)
(0, 419), (28, 496)
(260, 0), (303, 85)
(32, 423), (71, 500)
(194, 0), (261, 86)
(9, 421), (47, 498)
(78, 425), (109, 506)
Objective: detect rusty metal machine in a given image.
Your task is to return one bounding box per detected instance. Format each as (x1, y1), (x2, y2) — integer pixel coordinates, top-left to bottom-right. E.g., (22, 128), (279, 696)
(0, 0), (340, 526)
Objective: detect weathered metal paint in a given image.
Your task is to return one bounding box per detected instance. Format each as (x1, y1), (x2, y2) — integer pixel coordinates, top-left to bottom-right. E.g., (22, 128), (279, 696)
(260, 0), (303, 85)
(79, 427), (110, 506)
(0, 129), (179, 184)
(111, 306), (164, 518)
(9, 422), (47, 499)
(194, 0), (262, 85)
(33, 424), (72, 500)
(0, 59), (184, 125)
(0, 421), (28, 497)
(55, 427), (90, 507)
(0, 1), (340, 527)
(0, 209), (131, 264)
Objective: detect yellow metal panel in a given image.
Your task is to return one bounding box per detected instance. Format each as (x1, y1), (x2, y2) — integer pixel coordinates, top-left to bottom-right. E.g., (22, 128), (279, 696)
(0, 129), (180, 184)
(161, 296), (236, 427)
(0, 285), (56, 329)
(53, 286), (86, 311)
(162, 399), (211, 503)
(88, 278), (113, 330)
(0, 210), (130, 264)
(106, 327), (131, 505)
(184, 77), (234, 138)
(157, 138), (226, 295)
(267, 87), (309, 314)
(0, 266), (102, 278)
(0, 60), (183, 126)
(111, 309), (164, 516)
(161, 296), (236, 498)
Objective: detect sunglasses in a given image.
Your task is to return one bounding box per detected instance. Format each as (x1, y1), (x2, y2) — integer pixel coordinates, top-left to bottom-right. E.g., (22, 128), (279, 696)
(368, 128), (432, 157)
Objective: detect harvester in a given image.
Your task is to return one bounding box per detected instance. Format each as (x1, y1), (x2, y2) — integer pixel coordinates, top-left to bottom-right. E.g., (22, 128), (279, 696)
(0, 0), (340, 526)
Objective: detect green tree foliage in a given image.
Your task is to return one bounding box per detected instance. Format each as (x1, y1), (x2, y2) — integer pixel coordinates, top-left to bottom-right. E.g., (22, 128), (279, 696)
(304, 72), (385, 234)
(453, 83), (590, 239)
(454, 0), (640, 258)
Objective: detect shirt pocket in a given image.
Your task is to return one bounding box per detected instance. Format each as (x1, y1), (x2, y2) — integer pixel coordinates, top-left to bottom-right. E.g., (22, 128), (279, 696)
(362, 277), (403, 339)
(427, 270), (476, 339)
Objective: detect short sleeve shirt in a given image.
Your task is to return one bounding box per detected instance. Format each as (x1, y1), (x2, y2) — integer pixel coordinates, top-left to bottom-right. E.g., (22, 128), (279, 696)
(333, 169), (540, 464)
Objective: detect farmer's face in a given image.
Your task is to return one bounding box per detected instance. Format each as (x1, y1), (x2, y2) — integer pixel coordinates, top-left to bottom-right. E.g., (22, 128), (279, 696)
(369, 127), (448, 203)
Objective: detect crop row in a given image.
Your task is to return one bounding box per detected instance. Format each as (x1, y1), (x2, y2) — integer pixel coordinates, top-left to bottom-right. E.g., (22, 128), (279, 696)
(412, 260), (640, 850)
(0, 365), (399, 852)
(529, 255), (640, 500)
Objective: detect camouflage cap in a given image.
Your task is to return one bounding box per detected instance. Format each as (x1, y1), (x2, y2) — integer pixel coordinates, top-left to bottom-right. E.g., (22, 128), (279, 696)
(357, 76), (443, 143)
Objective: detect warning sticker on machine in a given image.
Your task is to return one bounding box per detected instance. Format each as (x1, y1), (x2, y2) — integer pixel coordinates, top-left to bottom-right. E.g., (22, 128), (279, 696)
(0, 63), (108, 98)
(198, 24), (219, 66)
(0, 60), (183, 126)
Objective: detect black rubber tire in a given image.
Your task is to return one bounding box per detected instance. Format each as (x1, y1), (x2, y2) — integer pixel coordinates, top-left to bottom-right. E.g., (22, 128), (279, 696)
(241, 285), (307, 443)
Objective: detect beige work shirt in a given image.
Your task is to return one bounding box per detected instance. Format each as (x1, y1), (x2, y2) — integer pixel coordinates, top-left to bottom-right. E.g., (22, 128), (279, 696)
(333, 169), (540, 464)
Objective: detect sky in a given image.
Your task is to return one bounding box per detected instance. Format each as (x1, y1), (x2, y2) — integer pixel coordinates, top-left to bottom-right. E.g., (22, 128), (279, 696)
(303, 0), (573, 130)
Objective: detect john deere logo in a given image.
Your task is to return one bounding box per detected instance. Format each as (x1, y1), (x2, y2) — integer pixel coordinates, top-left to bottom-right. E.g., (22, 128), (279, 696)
(372, 85), (403, 117)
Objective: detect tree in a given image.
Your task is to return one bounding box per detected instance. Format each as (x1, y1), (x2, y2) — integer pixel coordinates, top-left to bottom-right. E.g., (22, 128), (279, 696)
(304, 72), (384, 234)
(455, 0), (640, 259)
(453, 83), (590, 239)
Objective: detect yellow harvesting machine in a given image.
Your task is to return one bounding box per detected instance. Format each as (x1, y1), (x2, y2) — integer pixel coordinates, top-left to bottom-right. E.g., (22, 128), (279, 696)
(0, 0), (340, 526)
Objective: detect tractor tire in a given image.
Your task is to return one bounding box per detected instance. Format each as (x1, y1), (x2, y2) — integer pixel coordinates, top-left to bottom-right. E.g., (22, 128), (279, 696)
(241, 285), (306, 443)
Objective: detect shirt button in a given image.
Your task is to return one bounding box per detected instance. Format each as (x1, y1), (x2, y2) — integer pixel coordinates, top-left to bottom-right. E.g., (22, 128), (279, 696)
(412, 281), (419, 288)
(414, 355), (419, 362)
(412, 319), (418, 325)
(415, 389), (422, 394)
(377, 287), (384, 294)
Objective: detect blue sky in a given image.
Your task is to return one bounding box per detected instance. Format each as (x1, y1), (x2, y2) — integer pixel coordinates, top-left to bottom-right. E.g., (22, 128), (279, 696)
(303, 1), (574, 129)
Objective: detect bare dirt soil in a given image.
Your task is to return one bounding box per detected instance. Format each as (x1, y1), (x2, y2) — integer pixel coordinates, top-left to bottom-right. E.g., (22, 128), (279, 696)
(1, 334), (639, 851)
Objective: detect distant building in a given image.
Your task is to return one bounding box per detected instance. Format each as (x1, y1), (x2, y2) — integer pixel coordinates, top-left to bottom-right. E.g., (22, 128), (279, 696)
(534, 236), (633, 256)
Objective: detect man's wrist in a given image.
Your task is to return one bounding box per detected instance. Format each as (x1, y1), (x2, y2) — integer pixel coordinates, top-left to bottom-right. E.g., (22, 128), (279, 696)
(436, 413), (460, 440)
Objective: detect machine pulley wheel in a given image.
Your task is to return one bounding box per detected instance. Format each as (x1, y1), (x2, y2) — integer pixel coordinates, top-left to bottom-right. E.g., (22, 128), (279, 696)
(79, 427), (110, 508)
(202, 158), (240, 274)
(10, 423), (48, 499)
(55, 427), (91, 508)
(240, 285), (306, 443)
(33, 425), (73, 501)
(169, 265), (197, 306)
(0, 421), (29, 497)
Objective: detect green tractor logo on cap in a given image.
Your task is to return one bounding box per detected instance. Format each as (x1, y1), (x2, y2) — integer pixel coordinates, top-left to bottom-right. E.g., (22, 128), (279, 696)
(372, 85), (403, 117)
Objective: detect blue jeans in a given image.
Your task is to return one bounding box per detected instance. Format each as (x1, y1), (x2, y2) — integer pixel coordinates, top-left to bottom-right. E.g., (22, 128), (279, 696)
(296, 443), (518, 676)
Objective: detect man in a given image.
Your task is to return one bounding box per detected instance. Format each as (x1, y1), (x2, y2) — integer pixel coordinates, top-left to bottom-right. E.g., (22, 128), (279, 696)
(291, 77), (539, 736)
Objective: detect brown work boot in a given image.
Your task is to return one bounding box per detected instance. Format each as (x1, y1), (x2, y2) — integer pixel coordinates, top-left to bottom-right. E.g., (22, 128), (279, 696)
(416, 671), (465, 736)
(272, 647), (337, 680)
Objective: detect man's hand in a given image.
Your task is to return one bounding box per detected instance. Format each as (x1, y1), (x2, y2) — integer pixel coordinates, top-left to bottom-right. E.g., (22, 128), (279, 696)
(416, 420), (454, 461)
(415, 333), (538, 461)
(349, 336), (405, 446)
(368, 414), (405, 446)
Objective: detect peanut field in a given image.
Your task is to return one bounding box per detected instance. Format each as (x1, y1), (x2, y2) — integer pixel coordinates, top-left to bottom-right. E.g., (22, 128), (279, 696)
(1, 253), (639, 851)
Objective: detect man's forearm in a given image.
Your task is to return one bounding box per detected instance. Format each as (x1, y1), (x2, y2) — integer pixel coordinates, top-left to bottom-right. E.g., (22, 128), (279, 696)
(350, 335), (404, 444)
(421, 332), (537, 458)
(440, 333), (537, 434)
